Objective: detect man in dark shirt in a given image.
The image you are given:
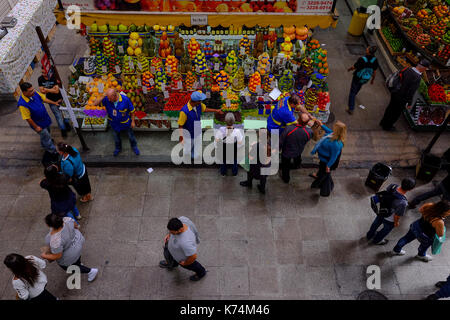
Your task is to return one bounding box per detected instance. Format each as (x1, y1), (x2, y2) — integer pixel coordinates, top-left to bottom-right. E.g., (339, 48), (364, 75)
(379, 59), (430, 131)
(38, 68), (71, 137)
(279, 113), (315, 183)
(347, 46), (378, 115)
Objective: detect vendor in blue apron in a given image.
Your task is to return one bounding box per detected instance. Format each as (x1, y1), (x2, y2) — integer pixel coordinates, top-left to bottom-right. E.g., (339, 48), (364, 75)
(17, 82), (60, 154)
(178, 91), (223, 160)
(93, 88), (140, 156)
(267, 94), (310, 135)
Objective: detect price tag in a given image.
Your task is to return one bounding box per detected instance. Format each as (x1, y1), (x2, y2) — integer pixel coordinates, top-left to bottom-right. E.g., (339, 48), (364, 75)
(240, 47), (245, 55)
(292, 64), (298, 72)
(264, 93), (269, 101)
(98, 82), (104, 93)
(256, 85), (262, 95)
(206, 91), (211, 98)
(129, 60), (134, 70)
(69, 65), (76, 73)
(214, 63), (219, 71)
(177, 80), (183, 90)
(200, 77), (205, 85)
(219, 82), (224, 89)
(225, 99), (231, 107)
(137, 78), (142, 86)
(118, 46), (124, 54)
(245, 95), (250, 103)
(142, 86), (148, 94)
(150, 66), (156, 74)
(69, 87), (76, 95)
(115, 65), (121, 74)
(196, 65), (201, 73)
(233, 78), (238, 87)
(193, 81), (199, 89)
(149, 78), (155, 86)
(161, 83), (166, 91)
(167, 65), (171, 73)
(222, 90), (227, 98)
(84, 60), (89, 70)
(137, 62), (143, 71)
(163, 91), (169, 99)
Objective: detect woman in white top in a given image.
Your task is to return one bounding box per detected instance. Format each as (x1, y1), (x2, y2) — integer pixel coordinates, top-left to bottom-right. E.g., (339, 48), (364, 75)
(4, 253), (57, 300)
(215, 113), (244, 176)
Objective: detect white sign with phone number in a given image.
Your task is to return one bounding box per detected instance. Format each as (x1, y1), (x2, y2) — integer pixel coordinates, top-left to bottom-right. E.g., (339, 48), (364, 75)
(297, 0), (334, 14)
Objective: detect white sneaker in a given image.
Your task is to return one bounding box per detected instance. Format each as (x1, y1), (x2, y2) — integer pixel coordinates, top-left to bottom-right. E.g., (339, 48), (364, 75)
(76, 214), (82, 220)
(392, 249), (406, 255)
(87, 268), (98, 282)
(416, 255), (433, 262)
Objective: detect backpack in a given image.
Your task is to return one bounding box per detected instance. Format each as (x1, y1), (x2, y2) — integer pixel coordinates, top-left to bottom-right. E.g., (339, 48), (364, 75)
(356, 56), (376, 84)
(370, 185), (405, 218)
(385, 67), (408, 93)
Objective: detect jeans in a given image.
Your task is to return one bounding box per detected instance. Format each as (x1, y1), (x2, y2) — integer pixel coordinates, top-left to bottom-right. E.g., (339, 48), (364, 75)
(59, 256), (91, 273)
(380, 95), (407, 130)
(49, 104), (70, 131)
(366, 215), (395, 244)
(39, 127), (57, 153)
(112, 127), (138, 150)
(163, 243), (206, 278)
(66, 206), (80, 225)
(409, 184), (450, 207)
(436, 275), (450, 299)
(30, 288), (57, 301)
(348, 77), (363, 111)
(281, 155), (302, 183)
(393, 220), (434, 256)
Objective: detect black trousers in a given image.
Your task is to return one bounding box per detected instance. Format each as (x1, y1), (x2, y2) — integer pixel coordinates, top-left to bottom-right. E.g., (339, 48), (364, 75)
(164, 243), (206, 278)
(59, 256), (91, 274)
(72, 169), (91, 197)
(281, 155), (302, 183)
(30, 288), (57, 301)
(380, 94), (407, 129)
(246, 171), (267, 190)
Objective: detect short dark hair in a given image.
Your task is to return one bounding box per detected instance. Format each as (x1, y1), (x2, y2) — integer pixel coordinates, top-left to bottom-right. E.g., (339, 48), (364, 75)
(20, 82), (32, 93)
(288, 94), (300, 106)
(401, 178), (416, 191)
(367, 46), (377, 55)
(45, 213), (64, 229)
(167, 218), (183, 231)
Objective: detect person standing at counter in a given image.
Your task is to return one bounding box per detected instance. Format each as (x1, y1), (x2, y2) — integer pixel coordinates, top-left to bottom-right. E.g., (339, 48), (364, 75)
(178, 91), (223, 160)
(93, 88), (140, 156)
(267, 94), (310, 135)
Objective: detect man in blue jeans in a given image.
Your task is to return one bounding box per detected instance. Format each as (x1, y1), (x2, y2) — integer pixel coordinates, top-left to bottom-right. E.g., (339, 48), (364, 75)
(426, 274), (450, 300)
(17, 82), (59, 154)
(346, 46), (378, 115)
(93, 88), (140, 156)
(38, 68), (71, 138)
(366, 178), (416, 245)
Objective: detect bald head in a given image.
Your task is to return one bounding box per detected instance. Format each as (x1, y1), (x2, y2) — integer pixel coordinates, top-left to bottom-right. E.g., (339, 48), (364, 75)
(298, 113), (310, 126)
(106, 88), (118, 102)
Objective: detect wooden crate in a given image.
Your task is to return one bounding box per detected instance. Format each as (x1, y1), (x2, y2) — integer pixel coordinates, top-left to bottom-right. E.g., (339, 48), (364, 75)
(378, 29), (404, 57)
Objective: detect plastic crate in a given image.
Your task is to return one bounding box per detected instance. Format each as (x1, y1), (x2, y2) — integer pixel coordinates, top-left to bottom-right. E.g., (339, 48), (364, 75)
(81, 118), (108, 131)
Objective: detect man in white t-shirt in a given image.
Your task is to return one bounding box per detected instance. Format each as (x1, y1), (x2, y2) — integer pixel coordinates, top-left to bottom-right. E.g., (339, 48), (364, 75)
(159, 216), (206, 281)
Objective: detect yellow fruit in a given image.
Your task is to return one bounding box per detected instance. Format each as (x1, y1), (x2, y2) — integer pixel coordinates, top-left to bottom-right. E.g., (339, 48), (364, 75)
(138, 38), (143, 46)
(129, 39), (139, 49)
(134, 47), (142, 56)
(127, 47), (134, 55)
(130, 32), (139, 40)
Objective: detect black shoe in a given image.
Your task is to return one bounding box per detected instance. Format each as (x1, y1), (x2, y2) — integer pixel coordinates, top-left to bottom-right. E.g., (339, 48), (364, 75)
(436, 281), (447, 288)
(282, 177), (290, 183)
(159, 260), (174, 270)
(407, 204), (417, 210)
(65, 122), (72, 131)
(257, 184), (265, 194)
(382, 126), (396, 132)
(61, 129), (67, 138)
(425, 294), (439, 300)
(240, 181), (252, 188)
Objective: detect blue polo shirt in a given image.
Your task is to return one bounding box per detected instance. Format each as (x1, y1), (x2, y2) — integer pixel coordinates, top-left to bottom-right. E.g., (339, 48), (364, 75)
(267, 97), (297, 133)
(17, 92), (52, 129)
(102, 93), (135, 132)
(178, 101), (206, 139)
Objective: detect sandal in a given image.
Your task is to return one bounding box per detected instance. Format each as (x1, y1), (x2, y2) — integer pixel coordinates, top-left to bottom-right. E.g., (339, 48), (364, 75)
(80, 197), (89, 203)
(308, 173), (318, 179)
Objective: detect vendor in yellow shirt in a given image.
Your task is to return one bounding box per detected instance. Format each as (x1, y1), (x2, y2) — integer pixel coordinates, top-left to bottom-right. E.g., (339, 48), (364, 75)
(17, 82), (61, 154)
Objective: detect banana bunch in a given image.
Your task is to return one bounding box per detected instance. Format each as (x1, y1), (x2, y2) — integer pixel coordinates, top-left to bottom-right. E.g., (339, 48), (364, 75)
(85, 117), (105, 125)
(137, 54), (149, 73)
(305, 88), (318, 112)
(421, 14), (438, 29)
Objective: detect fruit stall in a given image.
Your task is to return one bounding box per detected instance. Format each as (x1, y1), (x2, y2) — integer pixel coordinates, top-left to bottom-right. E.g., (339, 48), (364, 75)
(376, 0), (450, 131)
(65, 23), (333, 131)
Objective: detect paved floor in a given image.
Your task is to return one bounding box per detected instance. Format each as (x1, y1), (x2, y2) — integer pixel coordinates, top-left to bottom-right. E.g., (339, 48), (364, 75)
(0, 165), (449, 300)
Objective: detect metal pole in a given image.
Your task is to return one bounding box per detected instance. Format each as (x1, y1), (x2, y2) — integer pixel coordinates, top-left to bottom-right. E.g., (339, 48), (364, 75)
(57, 0), (64, 10)
(423, 112), (450, 155)
(35, 26), (90, 152)
(331, 0), (337, 13)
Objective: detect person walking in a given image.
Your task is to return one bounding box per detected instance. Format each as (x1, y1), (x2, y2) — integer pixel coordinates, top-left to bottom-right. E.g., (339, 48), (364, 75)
(92, 88), (140, 156)
(309, 120), (346, 196)
(4, 253), (57, 301)
(41, 214), (98, 281)
(57, 142), (93, 203)
(214, 113), (244, 176)
(425, 274), (450, 300)
(267, 94), (310, 135)
(240, 130), (273, 195)
(38, 67), (71, 138)
(392, 200), (450, 262)
(178, 91), (223, 160)
(366, 178), (416, 245)
(346, 46), (378, 115)
(159, 217), (207, 281)
(408, 150), (450, 209)
(17, 82), (60, 154)
(379, 59), (430, 131)
(279, 113), (315, 183)
(40, 164), (81, 222)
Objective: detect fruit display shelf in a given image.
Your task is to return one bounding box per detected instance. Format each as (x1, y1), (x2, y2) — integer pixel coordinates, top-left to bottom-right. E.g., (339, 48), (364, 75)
(403, 100), (450, 131)
(81, 117), (108, 131)
(378, 27), (405, 56)
(387, 7), (449, 67)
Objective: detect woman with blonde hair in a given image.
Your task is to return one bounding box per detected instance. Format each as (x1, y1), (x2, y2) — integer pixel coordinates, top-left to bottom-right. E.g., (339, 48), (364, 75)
(393, 200), (450, 262)
(309, 120), (346, 196)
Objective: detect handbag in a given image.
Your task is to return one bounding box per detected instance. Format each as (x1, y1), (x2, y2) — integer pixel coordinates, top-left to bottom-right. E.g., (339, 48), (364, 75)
(432, 226), (446, 255)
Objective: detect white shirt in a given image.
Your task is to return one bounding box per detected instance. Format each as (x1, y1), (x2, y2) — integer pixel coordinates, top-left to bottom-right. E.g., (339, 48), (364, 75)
(12, 256), (48, 300)
(412, 67), (422, 75)
(214, 127), (244, 146)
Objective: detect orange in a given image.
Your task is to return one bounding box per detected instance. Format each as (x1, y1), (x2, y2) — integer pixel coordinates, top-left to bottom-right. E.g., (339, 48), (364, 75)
(323, 63), (328, 68)
(319, 68), (324, 73)
(318, 63), (323, 68)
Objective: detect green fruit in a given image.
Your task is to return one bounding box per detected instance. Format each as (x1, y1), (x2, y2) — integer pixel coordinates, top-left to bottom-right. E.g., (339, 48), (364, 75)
(109, 25), (118, 32)
(118, 24), (128, 32)
(98, 24), (108, 33)
(91, 22), (98, 32)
